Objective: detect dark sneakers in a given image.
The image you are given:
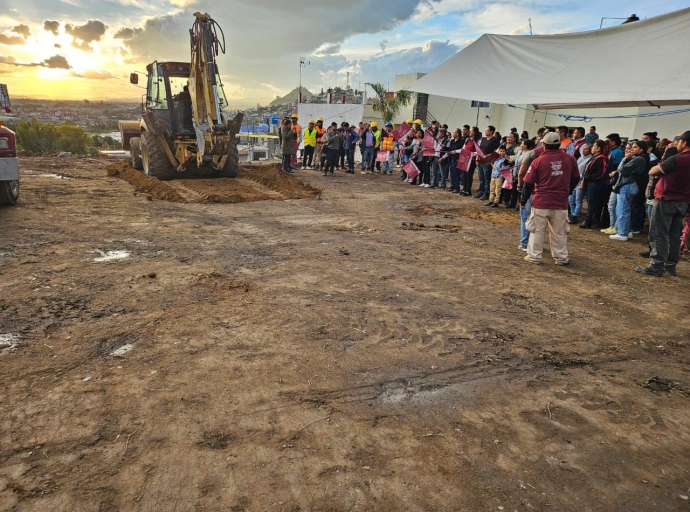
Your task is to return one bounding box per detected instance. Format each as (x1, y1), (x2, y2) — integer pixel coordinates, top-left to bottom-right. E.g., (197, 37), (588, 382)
(635, 266), (663, 277)
(665, 266), (677, 277)
(639, 251), (650, 258)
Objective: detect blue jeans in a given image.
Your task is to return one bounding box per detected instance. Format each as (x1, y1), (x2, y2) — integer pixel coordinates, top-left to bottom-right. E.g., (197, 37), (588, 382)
(569, 187), (585, 217)
(608, 192), (618, 229)
(615, 182), (639, 237)
(440, 159), (450, 189)
(346, 148), (355, 172)
(361, 147), (373, 171)
(449, 160), (460, 191)
(520, 196), (532, 247)
(430, 157), (440, 186)
(477, 164), (492, 196)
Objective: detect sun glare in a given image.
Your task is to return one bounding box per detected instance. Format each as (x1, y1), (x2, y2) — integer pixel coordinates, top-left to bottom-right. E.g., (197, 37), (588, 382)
(37, 67), (70, 80)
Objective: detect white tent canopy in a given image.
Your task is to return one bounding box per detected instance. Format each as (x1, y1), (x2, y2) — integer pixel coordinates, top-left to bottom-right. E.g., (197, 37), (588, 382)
(408, 8), (690, 109)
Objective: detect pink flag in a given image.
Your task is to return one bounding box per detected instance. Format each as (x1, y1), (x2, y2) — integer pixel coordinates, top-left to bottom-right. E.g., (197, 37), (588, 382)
(402, 160), (419, 178)
(391, 122), (410, 142)
(422, 130), (435, 150)
(376, 150), (390, 162)
(468, 139), (486, 160)
(500, 168), (513, 189)
(456, 149), (473, 172)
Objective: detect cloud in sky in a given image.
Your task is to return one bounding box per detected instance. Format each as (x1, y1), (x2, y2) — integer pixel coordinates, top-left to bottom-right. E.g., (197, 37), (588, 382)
(0, 33), (25, 45)
(12, 24), (31, 38)
(41, 55), (70, 69)
(65, 19), (107, 51)
(0, 53), (70, 68)
(70, 69), (116, 79)
(43, 20), (60, 35)
(315, 43), (342, 56)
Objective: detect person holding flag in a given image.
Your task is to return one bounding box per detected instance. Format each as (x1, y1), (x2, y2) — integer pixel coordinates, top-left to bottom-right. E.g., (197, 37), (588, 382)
(458, 127), (483, 196)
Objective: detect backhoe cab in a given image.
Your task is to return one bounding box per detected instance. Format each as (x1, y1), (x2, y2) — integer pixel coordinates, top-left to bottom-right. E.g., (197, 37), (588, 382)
(124, 13), (243, 180)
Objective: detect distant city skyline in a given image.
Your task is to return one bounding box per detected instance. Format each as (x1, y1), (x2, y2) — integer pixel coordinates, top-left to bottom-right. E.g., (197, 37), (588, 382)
(1, 1), (686, 108)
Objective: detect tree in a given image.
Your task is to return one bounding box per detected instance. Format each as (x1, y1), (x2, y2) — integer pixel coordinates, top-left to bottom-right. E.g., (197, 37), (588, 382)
(56, 125), (92, 154)
(366, 82), (413, 124)
(15, 120), (58, 154)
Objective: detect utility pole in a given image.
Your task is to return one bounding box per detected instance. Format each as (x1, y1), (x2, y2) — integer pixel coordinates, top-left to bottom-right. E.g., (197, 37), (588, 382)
(299, 57), (309, 105)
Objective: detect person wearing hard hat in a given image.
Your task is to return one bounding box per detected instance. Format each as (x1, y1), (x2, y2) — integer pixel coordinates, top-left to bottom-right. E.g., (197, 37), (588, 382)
(381, 121), (395, 174)
(302, 120), (317, 169)
(290, 113), (301, 169)
(313, 117), (326, 170)
(413, 119), (423, 132)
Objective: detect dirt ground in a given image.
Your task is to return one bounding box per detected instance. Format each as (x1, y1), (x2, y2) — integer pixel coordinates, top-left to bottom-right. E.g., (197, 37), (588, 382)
(1, 155), (689, 512)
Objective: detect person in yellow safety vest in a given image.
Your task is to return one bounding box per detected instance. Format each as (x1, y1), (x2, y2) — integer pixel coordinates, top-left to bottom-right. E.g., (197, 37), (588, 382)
(303, 120), (317, 169)
(290, 113), (301, 168)
(370, 122), (384, 172)
(314, 117), (326, 170)
(381, 121), (395, 174)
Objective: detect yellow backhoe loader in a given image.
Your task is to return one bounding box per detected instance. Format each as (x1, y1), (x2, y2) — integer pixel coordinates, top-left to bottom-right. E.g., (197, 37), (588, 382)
(119, 12), (243, 180)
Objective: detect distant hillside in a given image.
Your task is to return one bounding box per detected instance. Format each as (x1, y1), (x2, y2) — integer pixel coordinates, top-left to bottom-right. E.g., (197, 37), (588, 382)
(270, 87), (313, 107)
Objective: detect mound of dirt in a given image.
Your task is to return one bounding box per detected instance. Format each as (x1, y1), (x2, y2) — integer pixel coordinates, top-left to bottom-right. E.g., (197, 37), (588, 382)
(106, 161), (319, 204)
(106, 161), (186, 202)
(237, 163), (320, 199)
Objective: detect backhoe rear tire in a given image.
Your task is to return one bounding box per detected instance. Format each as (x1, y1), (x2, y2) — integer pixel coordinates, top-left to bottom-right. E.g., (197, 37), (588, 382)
(218, 140), (239, 178)
(0, 180), (19, 205)
(130, 137), (143, 170)
(141, 131), (175, 181)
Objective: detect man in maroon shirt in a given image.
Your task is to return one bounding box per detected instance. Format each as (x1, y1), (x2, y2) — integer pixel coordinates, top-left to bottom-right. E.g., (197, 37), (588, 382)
(520, 132), (580, 265)
(636, 130), (690, 277)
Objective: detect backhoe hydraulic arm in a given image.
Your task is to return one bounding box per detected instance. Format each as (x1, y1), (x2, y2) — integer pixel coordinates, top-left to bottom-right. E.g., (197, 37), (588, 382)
(188, 12), (242, 170)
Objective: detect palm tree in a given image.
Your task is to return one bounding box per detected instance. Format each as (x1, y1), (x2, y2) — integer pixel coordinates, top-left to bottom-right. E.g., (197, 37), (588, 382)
(366, 82), (413, 124)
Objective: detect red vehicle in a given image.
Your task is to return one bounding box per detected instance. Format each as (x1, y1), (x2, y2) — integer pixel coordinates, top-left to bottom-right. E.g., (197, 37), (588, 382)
(0, 84), (19, 205)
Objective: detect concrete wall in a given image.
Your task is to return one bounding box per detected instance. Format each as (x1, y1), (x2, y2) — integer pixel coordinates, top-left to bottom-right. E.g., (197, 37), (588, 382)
(392, 72), (689, 139)
(393, 92), (690, 141)
(297, 103), (365, 129)
(362, 105), (384, 126)
(633, 106), (690, 140)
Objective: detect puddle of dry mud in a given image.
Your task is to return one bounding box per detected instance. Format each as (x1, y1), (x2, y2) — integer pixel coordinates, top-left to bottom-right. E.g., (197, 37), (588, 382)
(106, 161), (319, 204)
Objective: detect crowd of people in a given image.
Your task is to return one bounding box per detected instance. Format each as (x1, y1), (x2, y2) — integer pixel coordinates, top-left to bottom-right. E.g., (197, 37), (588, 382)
(279, 112), (689, 277)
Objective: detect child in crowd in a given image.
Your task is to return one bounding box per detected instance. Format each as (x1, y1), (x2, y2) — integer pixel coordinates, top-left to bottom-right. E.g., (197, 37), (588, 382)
(486, 145), (507, 207)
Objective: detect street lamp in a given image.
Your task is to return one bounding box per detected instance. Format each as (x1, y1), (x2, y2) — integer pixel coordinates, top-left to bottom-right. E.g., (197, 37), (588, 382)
(299, 57), (310, 104)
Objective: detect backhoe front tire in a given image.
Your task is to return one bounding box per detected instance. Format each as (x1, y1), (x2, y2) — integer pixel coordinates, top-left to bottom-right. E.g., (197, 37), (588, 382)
(0, 180), (19, 205)
(141, 131), (174, 181)
(218, 140), (239, 178)
(130, 137), (143, 170)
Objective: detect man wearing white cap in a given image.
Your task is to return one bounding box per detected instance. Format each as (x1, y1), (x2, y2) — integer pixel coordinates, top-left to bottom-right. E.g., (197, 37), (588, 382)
(520, 132), (580, 265)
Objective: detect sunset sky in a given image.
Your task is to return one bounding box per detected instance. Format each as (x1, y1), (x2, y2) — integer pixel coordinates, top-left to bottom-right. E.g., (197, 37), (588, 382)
(0, 0), (686, 108)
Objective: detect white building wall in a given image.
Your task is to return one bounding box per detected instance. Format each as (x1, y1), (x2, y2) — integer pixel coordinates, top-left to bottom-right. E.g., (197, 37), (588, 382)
(393, 73), (690, 139)
(633, 106), (690, 140)
(297, 103), (364, 129)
